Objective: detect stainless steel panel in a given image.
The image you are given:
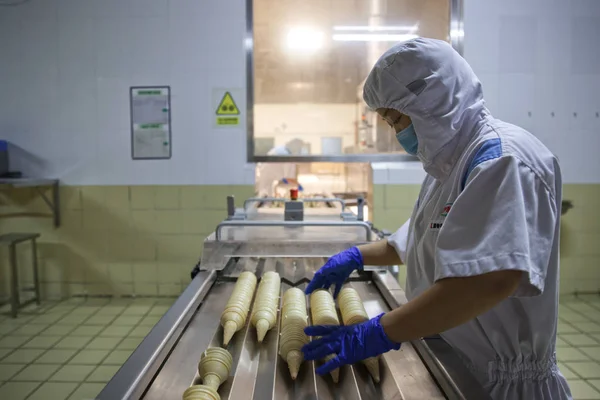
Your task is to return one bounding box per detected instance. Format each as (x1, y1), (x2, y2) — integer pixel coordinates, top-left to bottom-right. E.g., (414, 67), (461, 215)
(214, 220), (372, 242)
(98, 270), (217, 400)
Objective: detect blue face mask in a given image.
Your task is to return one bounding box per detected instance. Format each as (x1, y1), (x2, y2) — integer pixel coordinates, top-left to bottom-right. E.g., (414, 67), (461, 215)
(395, 123), (419, 155)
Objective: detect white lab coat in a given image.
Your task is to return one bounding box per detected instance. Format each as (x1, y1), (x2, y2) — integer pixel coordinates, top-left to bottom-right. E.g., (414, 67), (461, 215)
(256, 146), (297, 197)
(364, 38), (571, 399)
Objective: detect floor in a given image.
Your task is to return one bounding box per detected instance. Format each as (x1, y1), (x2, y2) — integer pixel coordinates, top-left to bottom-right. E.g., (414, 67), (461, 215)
(0, 297), (174, 400)
(1, 296), (600, 400)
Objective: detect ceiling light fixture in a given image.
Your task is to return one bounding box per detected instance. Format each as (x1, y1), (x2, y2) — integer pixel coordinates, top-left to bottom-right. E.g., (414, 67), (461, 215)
(333, 25), (419, 32)
(286, 27), (325, 52)
(332, 33), (418, 42)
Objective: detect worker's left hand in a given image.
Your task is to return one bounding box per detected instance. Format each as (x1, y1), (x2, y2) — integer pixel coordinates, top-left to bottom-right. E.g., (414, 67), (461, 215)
(302, 313), (401, 375)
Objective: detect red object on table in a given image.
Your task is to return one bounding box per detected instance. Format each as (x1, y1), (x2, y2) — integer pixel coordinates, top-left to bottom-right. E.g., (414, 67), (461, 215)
(290, 189), (298, 200)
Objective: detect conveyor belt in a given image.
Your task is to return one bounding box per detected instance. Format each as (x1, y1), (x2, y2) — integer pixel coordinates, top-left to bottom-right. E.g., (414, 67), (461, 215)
(99, 217), (490, 400)
(142, 257), (444, 400)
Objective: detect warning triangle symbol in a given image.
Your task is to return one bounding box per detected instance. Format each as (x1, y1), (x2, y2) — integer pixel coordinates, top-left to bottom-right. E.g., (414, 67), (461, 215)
(216, 92), (240, 115)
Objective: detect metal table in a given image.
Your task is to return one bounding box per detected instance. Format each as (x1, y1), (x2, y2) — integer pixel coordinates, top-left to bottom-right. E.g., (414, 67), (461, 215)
(99, 208), (489, 400)
(0, 178), (60, 227)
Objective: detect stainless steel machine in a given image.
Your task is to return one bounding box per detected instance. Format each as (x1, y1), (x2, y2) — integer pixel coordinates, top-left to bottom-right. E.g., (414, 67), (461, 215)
(99, 196), (489, 400)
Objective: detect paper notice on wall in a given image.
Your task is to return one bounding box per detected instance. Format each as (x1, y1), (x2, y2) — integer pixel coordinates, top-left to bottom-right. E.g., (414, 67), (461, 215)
(132, 124), (170, 159)
(130, 87), (172, 159)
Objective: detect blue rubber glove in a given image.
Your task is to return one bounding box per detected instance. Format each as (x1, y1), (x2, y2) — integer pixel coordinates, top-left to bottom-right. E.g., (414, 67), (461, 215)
(298, 184), (304, 192)
(305, 247), (363, 298)
(302, 313), (401, 375)
(282, 178), (289, 184)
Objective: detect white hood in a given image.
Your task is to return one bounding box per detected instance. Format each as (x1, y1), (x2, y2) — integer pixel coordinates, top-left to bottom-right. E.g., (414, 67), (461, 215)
(363, 38), (490, 180)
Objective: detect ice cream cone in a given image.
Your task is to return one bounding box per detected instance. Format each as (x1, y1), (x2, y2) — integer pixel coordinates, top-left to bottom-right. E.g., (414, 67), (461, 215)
(256, 319), (270, 342)
(363, 357), (380, 383)
(223, 320), (237, 346)
(286, 349), (303, 380)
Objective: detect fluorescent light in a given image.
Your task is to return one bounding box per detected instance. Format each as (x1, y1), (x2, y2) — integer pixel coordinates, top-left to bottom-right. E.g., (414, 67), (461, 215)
(286, 27), (325, 52)
(333, 25), (419, 32)
(333, 33), (418, 42)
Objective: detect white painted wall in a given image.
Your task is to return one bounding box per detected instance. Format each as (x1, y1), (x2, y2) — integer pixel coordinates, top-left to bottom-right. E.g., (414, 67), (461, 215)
(254, 104), (356, 154)
(0, 0), (254, 185)
(381, 0), (600, 185)
(1, 0), (598, 186)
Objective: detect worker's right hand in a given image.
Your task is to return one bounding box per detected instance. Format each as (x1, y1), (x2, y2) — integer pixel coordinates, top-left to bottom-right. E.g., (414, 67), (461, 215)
(305, 247), (363, 298)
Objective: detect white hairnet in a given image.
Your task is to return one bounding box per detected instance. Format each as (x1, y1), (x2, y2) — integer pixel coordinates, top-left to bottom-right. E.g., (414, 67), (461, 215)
(363, 38), (489, 178)
(285, 138), (305, 155)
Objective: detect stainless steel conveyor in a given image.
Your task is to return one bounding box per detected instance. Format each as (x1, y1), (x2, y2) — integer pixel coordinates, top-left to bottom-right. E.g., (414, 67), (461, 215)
(98, 199), (490, 400)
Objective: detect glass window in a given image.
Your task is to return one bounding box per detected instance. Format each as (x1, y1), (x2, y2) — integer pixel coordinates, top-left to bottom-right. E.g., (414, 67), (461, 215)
(251, 0), (452, 162)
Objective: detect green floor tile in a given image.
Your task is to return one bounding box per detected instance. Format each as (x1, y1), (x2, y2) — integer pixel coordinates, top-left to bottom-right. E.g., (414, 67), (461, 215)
(0, 348), (12, 360)
(0, 335), (32, 348)
(561, 334), (600, 347)
(574, 322), (600, 333)
(0, 364), (25, 380)
(54, 336), (92, 350)
(86, 365), (120, 383)
(11, 324), (49, 336)
(70, 326), (100, 337)
(96, 306), (126, 316)
(69, 350), (110, 365)
(139, 315), (161, 326)
(112, 315), (143, 326)
(122, 305), (150, 316)
(71, 306), (101, 315)
(564, 361), (600, 379)
(568, 379), (600, 399)
(560, 313), (591, 323)
(99, 326), (132, 337)
(85, 337), (121, 350)
(41, 325), (74, 336)
(0, 323), (19, 335)
(12, 364), (61, 381)
(1, 349), (45, 364)
(26, 382), (78, 400)
(103, 350), (132, 365)
(556, 336), (570, 347)
(84, 315), (117, 326)
(117, 337), (143, 351)
(36, 349), (78, 364)
(67, 383), (105, 400)
(128, 325), (152, 337)
(558, 362), (578, 379)
(586, 348), (600, 361)
(148, 305), (170, 316)
(50, 365), (95, 382)
(30, 314), (65, 324)
(58, 314), (91, 326)
(23, 336), (62, 349)
(590, 380), (600, 391)
(0, 381), (41, 400)
(558, 322), (579, 334)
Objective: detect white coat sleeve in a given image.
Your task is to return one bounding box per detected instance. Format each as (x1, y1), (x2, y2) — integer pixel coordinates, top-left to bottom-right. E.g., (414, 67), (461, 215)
(388, 218), (411, 264)
(434, 156), (558, 297)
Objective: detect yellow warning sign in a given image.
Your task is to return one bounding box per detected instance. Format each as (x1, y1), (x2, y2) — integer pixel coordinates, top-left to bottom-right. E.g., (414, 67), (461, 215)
(216, 92), (240, 115)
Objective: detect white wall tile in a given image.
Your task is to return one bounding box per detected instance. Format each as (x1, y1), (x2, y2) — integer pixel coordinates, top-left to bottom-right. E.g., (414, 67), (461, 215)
(498, 16), (538, 74)
(95, 17), (132, 78)
(129, 17), (170, 78)
(94, 0), (132, 18)
(129, 0), (169, 17)
(57, 0), (96, 19)
(570, 17), (600, 75)
(96, 78), (131, 132)
(58, 17), (96, 79)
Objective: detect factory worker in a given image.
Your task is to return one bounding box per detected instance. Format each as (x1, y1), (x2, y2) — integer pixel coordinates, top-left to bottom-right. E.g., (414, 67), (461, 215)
(303, 38), (571, 400)
(256, 138), (306, 198)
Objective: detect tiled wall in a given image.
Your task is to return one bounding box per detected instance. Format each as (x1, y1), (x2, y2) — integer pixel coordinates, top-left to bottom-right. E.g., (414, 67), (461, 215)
(0, 185), (254, 300)
(373, 184), (600, 294)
